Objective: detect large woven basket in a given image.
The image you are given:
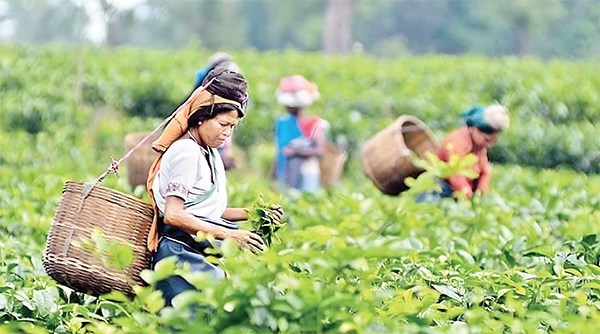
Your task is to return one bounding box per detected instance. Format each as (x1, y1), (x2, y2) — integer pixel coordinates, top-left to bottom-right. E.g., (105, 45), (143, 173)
(124, 132), (158, 189)
(319, 142), (347, 187)
(43, 181), (154, 296)
(361, 115), (439, 195)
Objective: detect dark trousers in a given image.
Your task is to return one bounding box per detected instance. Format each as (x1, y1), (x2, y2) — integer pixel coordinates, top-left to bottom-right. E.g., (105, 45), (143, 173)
(152, 236), (225, 307)
(152, 218), (236, 307)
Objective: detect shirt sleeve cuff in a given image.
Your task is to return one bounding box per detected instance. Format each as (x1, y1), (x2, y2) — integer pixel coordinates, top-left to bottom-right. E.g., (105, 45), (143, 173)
(165, 182), (189, 201)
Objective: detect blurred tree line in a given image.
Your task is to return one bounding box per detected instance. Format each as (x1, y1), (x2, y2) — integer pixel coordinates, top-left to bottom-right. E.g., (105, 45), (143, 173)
(0, 0), (598, 59)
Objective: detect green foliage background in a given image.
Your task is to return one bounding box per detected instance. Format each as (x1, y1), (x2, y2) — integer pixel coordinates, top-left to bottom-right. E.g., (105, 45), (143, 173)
(2, 45), (599, 173)
(0, 45), (599, 333)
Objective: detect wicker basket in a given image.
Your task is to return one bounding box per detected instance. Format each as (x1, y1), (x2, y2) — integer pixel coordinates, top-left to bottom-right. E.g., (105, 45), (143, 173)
(124, 132), (158, 189)
(43, 181), (154, 296)
(361, 115), (439, 195)
(319, 142), (347, 187)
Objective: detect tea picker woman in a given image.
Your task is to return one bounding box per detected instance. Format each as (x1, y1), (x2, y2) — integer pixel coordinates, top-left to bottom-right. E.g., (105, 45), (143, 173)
(420, 104), (510, 201)
(274, 75), (329, 193)
(146, 69), (283, 306)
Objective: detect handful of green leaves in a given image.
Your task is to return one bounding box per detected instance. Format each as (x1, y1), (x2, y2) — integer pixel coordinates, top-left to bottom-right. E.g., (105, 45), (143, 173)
(245, 195), (286, 247)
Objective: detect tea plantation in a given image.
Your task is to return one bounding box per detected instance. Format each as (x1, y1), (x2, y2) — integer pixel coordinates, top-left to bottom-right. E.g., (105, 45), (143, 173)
(0, 45), (599, 333)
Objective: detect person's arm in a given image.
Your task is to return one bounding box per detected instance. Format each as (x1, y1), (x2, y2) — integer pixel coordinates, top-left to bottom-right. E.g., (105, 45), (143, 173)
(447, 175), (473, 199)
(222, 207), (249, 221)
(297, 131), (325, 157)
(222, 206), (284, 222)
(286, 120), (327, 158)
(164, 196), (264, 251)
(475, 156), (491, 194)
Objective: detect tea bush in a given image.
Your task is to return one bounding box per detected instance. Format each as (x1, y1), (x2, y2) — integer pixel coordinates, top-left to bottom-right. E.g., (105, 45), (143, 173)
(1, 44), (598, 172)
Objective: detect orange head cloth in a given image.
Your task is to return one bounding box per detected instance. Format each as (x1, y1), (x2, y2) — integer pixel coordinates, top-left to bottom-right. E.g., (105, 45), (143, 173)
(145, 83), (243, 252)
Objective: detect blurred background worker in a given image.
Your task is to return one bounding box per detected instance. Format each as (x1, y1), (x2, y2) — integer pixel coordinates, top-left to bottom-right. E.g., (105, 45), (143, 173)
(430, 104), (510, 200)
(190, 52), (242, 170)
(192, 52), (242, 91)
(274, 75), (329, 193)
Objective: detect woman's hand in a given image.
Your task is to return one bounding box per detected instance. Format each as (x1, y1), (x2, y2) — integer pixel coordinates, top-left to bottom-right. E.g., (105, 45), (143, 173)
(227, 229), (265, 253)
(283, 146), (297, 157)
(459, 187), (473, 200)
(269, 204), (284, 222)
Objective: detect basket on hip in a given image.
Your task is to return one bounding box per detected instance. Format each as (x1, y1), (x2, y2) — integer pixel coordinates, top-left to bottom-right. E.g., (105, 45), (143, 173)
(361, 115), (439, 196)
(43, 181), (154, 296)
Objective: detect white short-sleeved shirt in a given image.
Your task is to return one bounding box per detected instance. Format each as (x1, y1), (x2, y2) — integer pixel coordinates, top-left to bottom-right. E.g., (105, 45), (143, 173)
(153, 139), (227, 221)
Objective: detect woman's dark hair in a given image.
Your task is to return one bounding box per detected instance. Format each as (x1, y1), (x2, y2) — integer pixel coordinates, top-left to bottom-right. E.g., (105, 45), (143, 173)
(188, 103), (238, 129)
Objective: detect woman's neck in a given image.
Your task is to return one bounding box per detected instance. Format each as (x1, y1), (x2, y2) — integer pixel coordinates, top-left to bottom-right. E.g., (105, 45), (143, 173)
(288, 107), (305, 118)
(186, 129), (207, 148)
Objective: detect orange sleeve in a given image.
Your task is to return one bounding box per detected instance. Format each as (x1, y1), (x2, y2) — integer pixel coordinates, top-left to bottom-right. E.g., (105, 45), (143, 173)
(437, 127), (473, 195)
(475, 154), (491, 194)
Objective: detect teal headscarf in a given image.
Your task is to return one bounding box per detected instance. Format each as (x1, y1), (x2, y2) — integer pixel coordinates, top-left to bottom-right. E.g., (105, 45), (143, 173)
(460, 106), (496, 134)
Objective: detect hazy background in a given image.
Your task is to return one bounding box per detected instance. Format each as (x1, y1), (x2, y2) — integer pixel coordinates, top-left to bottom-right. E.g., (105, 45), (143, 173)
(1, 0), (599, 59)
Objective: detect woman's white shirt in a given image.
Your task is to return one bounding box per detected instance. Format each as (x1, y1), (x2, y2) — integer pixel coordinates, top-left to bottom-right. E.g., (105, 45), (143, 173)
(153, 139), (227, 221)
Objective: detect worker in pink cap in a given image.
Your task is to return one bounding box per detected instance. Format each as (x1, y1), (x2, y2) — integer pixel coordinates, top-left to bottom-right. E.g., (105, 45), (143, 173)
(274, 75), (329, 192)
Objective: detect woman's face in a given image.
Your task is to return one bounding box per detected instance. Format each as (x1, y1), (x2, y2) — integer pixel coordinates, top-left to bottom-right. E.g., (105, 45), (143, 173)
(196, 109), (239, 148)
(471, 127), (500, 150)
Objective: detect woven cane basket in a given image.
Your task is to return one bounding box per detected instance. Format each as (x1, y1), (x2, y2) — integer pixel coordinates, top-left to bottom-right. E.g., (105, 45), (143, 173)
(124, 132), (157, 189)
(361, 115), (439, 195)
(43, 181), (154, 296)
(319, 142), (347, 187)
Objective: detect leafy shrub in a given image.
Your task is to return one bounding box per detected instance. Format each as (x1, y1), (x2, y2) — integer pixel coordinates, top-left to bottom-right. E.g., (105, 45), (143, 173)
(0, 67), (23, 92)
(489, 120), (600, 174)
(1, 45), (599, 174)
(122, 81), (178, 119)
(6, 107), (45, 134)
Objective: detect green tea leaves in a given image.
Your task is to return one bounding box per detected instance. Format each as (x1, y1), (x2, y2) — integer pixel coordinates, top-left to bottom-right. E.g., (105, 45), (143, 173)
(245, 195), (286, 248)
